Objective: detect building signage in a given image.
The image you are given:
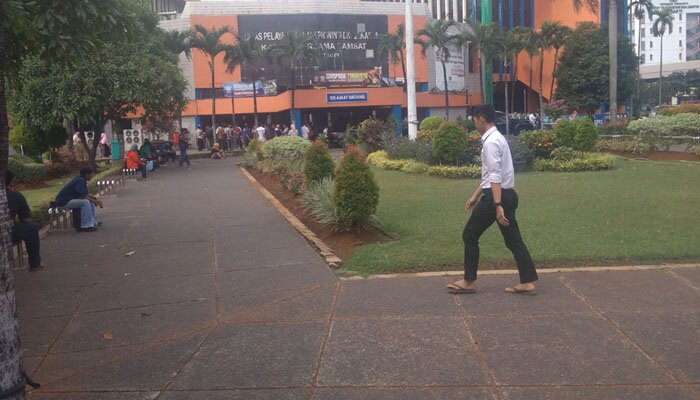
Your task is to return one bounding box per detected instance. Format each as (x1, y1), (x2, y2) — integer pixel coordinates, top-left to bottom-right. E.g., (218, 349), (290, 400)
(326, 92), (369, 103)
(435, 44), (466, 92)
(313, 69), (384, 88)
(223, 80), (277, 98)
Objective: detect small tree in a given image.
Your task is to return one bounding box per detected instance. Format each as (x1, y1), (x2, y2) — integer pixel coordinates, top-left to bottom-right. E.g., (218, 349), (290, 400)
(333, 145), (380, 231)
(431, 121), (468, 165)
(304, 141), (335, 184)
(9, 125), (47, 161)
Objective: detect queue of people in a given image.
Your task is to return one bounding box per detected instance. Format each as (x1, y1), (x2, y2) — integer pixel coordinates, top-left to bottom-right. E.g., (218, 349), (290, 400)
(193, 121), (317, 150)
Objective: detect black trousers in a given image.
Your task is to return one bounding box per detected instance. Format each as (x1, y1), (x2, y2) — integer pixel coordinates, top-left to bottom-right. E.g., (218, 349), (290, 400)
(13, 222), (41, 268)
(462, 188), (538, 284)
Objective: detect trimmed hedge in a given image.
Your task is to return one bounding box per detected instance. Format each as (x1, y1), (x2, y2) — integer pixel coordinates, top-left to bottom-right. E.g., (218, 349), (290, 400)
(431, 121), (468, 165)
(8, 154), (46, 183)
(368, 150), (479, 178)
(658, 104), (700, 116)
(426, 165), (481, 179)
(333, 145), (379, 230)
(533, 153), (616, 172)
(261, 136), (311, 161)
(627, 114), (700, 138)
(304, 141), (335, 184)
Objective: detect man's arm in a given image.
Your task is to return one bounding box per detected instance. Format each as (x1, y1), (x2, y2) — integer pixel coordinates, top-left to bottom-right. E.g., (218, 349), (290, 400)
(465, 186), (483, 213)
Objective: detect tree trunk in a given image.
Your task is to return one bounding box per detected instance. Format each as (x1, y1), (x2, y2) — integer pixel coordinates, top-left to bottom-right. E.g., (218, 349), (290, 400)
(290, 62), (296, 127)
(636, 17), (642, 116)
(231, 86), (236, 127)
(399, 49), (407, 93)
(210, 63), (216, 132)
(609, 0), (618, 120)
(529, 54), (534, 113)
(511, 55), (517, 112)
(479, 49), (485, 104)
(0, 2), (26, 397)
(659, 33), (663, 106)
(252, 72), (259, 126)
(442, 60), (450, 120)
(538, 50), (545, 129)
(505, 65), (511, 135)
(549, 49), (559, 102)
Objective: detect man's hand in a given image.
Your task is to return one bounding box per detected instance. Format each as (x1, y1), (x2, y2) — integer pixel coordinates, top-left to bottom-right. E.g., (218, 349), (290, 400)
(496, 206), (510, 227)
(465, 196), (478, 213)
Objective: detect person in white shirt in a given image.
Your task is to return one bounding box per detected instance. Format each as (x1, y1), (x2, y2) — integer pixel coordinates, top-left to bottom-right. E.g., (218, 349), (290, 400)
(256, 125), (266, 142)
(288, 124), (298, 137)
(447, 105), (538, 295)
(301, 123), (309, 139)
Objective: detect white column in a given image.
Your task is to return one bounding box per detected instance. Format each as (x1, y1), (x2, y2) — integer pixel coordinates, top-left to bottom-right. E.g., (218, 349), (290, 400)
(453, 0), (459, 20)
(406, 0), (418, 140)
(437, 0), (442, 20)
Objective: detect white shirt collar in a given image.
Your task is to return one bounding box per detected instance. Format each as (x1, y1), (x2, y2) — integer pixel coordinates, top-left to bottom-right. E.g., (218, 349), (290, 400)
(481, 126), (498, 143)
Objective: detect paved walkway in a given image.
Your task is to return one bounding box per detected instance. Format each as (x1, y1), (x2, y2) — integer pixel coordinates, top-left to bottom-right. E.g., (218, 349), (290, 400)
(14, 159), (700, 400)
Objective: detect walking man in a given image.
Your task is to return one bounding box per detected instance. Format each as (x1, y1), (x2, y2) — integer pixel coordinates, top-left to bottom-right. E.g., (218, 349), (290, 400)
(447, 105), (538, 295)
(179, 128), (191, 167)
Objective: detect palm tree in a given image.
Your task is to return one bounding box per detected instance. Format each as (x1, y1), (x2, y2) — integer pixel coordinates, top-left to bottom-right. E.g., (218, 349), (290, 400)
(269, 31), (320, 127)
(548, 23), (572, 102)
(523, 29), (541, 113)
(190, 24), (235, 133)
(653, 8), (674, 106)
(457, 20), (497, 105)
(494, 30), (524, 135)
(509, 27), (530, 112)
(229, 33), (265, 126)
(628, 0), (655, 115)
(416, 19), (459, 119)
(378, 24), (407, 92)
(163, 30), (193, 131)
(538, 22), (558, 128)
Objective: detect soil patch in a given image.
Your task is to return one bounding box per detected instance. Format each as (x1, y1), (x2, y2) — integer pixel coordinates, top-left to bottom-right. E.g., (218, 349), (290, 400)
(247, 167), (388, 259)
(609, 151), (700, 162)
(15, 182), (49, 190)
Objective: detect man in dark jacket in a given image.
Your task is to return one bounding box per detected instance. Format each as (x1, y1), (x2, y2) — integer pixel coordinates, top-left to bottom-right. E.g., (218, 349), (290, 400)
(6, 171), (43, 271)
(55, 167), (103, 232)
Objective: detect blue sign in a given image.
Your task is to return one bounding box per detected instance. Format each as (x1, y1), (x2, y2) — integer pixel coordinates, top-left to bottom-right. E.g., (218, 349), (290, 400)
(327, 92), (369, 103)
(223, 80), (277, 98)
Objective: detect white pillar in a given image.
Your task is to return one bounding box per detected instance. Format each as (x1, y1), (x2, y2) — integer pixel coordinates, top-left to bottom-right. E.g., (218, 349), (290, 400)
(406, 0), (418, 140)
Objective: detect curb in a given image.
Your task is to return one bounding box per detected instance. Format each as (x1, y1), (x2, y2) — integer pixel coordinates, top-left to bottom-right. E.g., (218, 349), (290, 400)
(341, 263), (700, 280)
(239, 166), (343, 268)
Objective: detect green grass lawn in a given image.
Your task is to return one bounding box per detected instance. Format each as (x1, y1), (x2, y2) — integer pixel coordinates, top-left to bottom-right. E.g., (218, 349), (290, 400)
(343, 158), (700, 275)
(23, 176), (74, 209)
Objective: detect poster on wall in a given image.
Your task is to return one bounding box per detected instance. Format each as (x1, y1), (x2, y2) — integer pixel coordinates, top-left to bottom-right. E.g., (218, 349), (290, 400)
(435, 44), (466, 92)
(223, 80), (278, 98)
(313, 69), (386, 88)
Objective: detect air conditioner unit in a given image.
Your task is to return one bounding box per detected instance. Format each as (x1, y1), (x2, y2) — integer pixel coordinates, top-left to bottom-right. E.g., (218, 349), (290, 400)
(125, 130), (133, 137)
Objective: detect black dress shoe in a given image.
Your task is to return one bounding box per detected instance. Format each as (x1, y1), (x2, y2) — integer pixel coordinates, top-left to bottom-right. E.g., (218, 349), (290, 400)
(28, 264), (45, 272)
(80, 227), (98, 232)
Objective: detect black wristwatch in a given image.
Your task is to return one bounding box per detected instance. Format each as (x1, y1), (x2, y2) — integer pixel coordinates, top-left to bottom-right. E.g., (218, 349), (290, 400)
(494, 202), (502, 207)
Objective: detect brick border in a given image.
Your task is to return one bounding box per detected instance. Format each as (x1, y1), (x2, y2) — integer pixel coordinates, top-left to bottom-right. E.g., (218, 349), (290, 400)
(240, 166), (343, 268)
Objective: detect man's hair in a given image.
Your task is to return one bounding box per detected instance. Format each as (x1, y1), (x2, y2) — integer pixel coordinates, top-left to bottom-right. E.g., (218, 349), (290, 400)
(474, 105), (496, 124)
(6, 170), (15, 186)
(80, 166), (93, 177)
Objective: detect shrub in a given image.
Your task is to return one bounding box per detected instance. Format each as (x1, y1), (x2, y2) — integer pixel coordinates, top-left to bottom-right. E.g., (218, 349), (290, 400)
(356, 118), (392, 153)
(304, 141), (335, 184)
(464, 131), (482, 165)
(400, 159), (429, 174)
(627, 114), (700, 138)
(261, 135), (311, 161)
(367, 150), (391, 168)
(554, 119), (576, 148)
(573, 118), (598, 152)
(46, 124), (68, 150)
(691, 144), (700, 157)
(8, 154), (46, 183)
(658, 103), (700, 116)
(281, 170), (306, 195)
(509, 135), (535, 165)
(519, 130), (557, 159)
(595, 138), (654, 154)
(426, 165), (481, 179)
(596, 120), (629, 136)
(302, 177), (338, 227)
(533, 153), (616, 172)
(431, 121), (468, 165)
(456, 116), (476, 133)
(550, 146), (578, 161)
(384, 137), (433, 164)
(10, 124), (48, 161)
(418, 116), (444, 141)
(333, 145), (380, 230)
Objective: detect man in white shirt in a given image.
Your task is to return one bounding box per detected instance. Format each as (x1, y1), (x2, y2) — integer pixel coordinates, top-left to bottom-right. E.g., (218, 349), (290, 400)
(256, 125), (266, 142)
(447, 105), (538, 295)
(301, 123), (309, 139)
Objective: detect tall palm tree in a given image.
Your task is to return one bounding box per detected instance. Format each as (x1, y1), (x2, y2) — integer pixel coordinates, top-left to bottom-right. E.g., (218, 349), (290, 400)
(494, 30), (525, 135)
(378, 24), (407, 92)
(548, 23), (572, 102)
(223, 44), (241, 127)
(190, 24), (235, 133)
(269, 31), (320, 127)
(416, 19), (459, 119)
(457, 20), (497, 105)
(523, 29), (541, 113)
(628, 0), (655, 115)
(538, 22), (558, 128)
(229, 33), (265, 126)
(163, 30), (193, 131)
(510, 27), (530, 112)
(653, 8), (674, 106)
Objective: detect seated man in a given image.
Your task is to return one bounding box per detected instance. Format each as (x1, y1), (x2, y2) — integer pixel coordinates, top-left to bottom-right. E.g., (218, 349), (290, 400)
(157, 141), (177, 165)
(54, 166), (103, 232)
(6, 171), (43, 271)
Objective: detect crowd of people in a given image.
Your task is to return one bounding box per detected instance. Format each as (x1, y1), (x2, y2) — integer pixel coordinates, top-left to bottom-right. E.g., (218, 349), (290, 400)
(194, 121), (318, 152)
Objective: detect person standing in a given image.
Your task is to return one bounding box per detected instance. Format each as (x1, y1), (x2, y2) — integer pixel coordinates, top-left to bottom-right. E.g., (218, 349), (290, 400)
(447, 105), (538, 295)
(196, 126), (205, 151)
(301, 123), (309, 139)
(6, 171), (44, 271)
(179, 128), (191, 167)
(288, 124), (298, 137)
(256, 125), (266, 142)
(243, 124), (251, 148)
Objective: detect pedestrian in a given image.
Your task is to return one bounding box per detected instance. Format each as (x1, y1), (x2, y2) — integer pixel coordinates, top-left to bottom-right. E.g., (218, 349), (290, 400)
(288, 124), (298, 137)
(274, 124), (283, 137)
(179, 128), (191, 167)
(447, 105), (538, 295)
(196, 126), (205, 151)
(126, 144), (148, 180)
(243, 124), (251, 147)
(301, 123), (309, 139)
(6, 171), (44, 271)
(256, 125), (266, 142)
(205, 126), (214, 150)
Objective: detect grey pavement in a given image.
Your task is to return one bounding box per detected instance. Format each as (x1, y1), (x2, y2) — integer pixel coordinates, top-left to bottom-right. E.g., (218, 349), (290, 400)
(13, 158), (700, 400)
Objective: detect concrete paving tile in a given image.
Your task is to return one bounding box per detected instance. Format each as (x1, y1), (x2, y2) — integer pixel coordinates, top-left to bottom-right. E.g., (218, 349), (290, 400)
(16, 286), (89, 319)
(335, 277), (460, 318)
(318, 318), (490, 387)
(28, 392), (159, 400)
(170, 321), (325, 389)
(218, 263), (336, 298)
(608, 311), (700, 382)
(471, 315), (672, 385)
(232, 285), (336, 323)
(456, 274), (592, 316)
(22, 356), (42, 375)
(501, 385), (696, 400)
(159, 389), (311, 399)
(79, 273), (214, 312)
(214, 213), (289, 228)
(104, 242), (214, 279)
(14, 262), (104, 290)
(218, 288), (316, 318)
(217, 246), (323, 270)
(53, 300), (216, 353)
(672, 267), (700, 287)
(19, 316), (70, 357)
(41, 333), (205, 391)
(215, 223), (307, 248)
(561, 270), (700, 313)
(313, 387), (497, 400)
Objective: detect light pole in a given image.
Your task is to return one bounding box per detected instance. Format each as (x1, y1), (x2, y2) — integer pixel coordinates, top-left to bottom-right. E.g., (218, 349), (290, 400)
(405, 0), (418, 140)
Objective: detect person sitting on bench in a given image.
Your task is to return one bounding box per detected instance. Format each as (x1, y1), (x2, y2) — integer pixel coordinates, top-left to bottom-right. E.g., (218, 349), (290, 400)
(54, 166), (103, 232)
(126, 144), (147, 180)
(6, 171), (44, 271)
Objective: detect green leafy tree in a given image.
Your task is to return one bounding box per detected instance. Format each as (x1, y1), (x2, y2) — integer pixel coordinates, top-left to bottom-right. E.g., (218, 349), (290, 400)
(548, 24), (572, 102)
(493, 30), (525, 135)
(510, 27), (530, 111)
(653, 8), (674, 107)
(538, 22), (558, 127)
(555, 22), (637, 116)
(432, 121), (468, 165)
(9, 125), (46, 160)
(304, 141), (335, 184)
(628, 0), (655, 115)
(416, 20), (459, 119)
(457, 20), (499, 106)
(378, 24), (407, 92)
(190, 24), (235, 132)
(523, 29), (541, 113)
(225, 33), (265, 126)
(333, 145), (380, 230)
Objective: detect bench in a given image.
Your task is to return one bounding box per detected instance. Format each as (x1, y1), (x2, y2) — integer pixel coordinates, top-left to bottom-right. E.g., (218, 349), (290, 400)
(48, 202), (81, 232)
(11, 241), (26, 269)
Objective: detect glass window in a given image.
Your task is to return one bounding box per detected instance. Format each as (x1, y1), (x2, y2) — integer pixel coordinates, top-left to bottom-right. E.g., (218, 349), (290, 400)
(650, 41), (653, 48)
(679, 13), (683, 21)
(641, 55), (645, 64)
(642, 28), (646, 37)
(680, 40), (683, 47)
(679, 53), (683, 60)
(650, 54), (653, 61)
(679, 27), (682, 34)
